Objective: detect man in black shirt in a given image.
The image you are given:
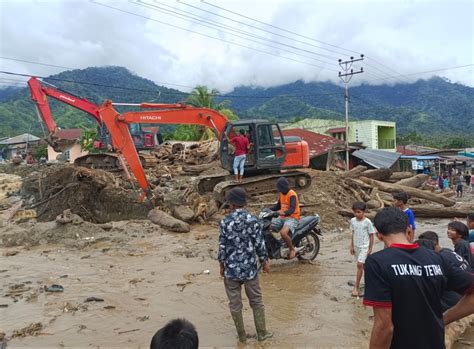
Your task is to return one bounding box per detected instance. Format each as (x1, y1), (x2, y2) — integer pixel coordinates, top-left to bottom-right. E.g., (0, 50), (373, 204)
(364, 208), (474, 349)
(416, 234), (471, 312)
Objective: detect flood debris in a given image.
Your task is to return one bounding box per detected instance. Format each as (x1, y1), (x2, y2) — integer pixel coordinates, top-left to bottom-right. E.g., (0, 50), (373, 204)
(148, 208), (190, 233)
(44, 284), (64, 293)
(85, 297), (104, 302)
(11, 322), (43, 338)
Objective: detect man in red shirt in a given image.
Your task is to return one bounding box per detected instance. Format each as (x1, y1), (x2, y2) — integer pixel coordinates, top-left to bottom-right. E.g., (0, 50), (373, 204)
(229, 129), (249, 183)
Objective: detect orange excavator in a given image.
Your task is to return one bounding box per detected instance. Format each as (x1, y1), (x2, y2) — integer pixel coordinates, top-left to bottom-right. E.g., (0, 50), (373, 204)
(28, 77), (311, 201)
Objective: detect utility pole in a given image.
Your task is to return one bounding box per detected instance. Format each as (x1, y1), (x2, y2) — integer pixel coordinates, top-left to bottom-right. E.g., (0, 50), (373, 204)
(338, 54), (364, 171)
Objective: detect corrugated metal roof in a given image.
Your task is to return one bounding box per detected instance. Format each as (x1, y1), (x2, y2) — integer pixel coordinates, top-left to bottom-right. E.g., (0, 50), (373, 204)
(282, 129), (343, 157)
(0, 133), (40, 145)
(352, 149), (401, 169)
(55, 129), (83, 140)
(326, 127), (346, 133)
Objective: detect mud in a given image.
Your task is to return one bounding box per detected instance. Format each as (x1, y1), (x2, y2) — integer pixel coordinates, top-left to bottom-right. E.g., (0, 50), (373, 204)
(1, 217), (471, 347)
(21, 166), (153, 223)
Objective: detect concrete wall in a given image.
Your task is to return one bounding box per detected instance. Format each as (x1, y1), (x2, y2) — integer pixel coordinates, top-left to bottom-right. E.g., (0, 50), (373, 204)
(48, 143), (88, 162)
(288, 119), (396, 151)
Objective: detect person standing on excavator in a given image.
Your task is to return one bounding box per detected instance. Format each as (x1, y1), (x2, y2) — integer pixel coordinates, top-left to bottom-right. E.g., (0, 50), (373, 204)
(227, 129), (249, 183)
(270, 177), (301, 259)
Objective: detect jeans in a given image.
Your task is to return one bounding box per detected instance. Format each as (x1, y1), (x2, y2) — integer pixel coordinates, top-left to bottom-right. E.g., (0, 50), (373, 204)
(233, 155), (246, 176)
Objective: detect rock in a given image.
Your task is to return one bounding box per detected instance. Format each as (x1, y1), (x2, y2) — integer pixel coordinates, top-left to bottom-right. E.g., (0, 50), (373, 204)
(148, 208), (190, 233)
(366, 199), (381, 209)
(206, 199), (219, 218)
(85, 297), (104, 302)
(173, 205), (195, 222)
(56, 209), (84, 225)
(44, 284), (64, 293)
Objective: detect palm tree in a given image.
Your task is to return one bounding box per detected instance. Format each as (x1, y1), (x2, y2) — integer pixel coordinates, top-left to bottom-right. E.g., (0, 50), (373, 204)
(173, 86), (237, 141)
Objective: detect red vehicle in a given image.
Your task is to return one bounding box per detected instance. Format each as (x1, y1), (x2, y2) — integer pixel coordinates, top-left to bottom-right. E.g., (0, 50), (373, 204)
(28, 77), (311, 201)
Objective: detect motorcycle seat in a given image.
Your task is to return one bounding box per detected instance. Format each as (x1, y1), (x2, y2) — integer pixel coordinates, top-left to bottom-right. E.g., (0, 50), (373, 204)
(295, 215), (320, 233)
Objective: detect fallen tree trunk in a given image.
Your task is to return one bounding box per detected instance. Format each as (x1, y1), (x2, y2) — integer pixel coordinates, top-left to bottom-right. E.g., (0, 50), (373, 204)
(341, 165), (367, 178)
(395, 174), (429, 188)
(361, 168), (393, 181)
(411, 205), (474, 218)
(360, 177), (456, 207)
(389, 172), (414, 181)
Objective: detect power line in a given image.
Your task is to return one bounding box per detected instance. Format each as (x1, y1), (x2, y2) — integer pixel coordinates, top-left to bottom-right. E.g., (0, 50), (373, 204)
(365, 64), (474, 83)
(134, 0), (338, 67)
(0, 70), (344, 99)
(198, 0), (400, 78)
(0, 56), (75, 70)
(159, 0), (340, 60)
(0, 56), (197, 90)
(200, 0), (359, 56)
(90, 1), (335, 71)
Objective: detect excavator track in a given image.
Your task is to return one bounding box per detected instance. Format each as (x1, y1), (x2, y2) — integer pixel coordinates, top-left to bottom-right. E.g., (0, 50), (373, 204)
(74, 152), (158, 171)
(202, 171), (312, 203)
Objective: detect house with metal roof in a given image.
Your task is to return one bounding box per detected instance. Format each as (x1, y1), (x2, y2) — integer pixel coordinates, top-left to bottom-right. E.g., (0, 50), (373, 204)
(0, 133), (41, 159)
(47, 128), (88, 163)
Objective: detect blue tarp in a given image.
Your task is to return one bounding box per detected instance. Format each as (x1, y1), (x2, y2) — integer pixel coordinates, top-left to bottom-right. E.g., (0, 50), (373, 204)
(458, 151), (474, 158)
(400, 155), (441, 160)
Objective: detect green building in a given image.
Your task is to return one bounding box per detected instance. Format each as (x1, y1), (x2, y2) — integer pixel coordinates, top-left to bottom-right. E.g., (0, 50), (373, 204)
(287, 119), (397, 152)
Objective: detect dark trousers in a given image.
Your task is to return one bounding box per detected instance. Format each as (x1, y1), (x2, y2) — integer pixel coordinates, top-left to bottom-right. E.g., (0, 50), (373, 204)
(224, 275), (264, 313)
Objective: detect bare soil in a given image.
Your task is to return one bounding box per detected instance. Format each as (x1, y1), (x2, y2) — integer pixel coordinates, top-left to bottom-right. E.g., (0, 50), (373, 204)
(0, 218), (470, 348)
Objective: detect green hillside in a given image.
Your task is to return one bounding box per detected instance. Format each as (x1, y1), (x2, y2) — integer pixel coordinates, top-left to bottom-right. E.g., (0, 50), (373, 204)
(0, 67), (473, 147)
(223, 78), (474, 137)
(0, 66), (185, 138)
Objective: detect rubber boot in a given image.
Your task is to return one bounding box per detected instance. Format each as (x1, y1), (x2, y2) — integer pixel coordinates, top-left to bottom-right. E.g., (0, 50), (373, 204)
(253, 307), (273, 341)
(231, 311), (247, 343)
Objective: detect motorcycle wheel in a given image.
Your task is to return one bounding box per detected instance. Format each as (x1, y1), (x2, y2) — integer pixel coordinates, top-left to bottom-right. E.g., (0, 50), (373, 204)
(296, 231), (320, 261)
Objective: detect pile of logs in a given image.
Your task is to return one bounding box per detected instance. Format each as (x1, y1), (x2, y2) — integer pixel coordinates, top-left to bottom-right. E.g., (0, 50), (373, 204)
(151, 140), (219, 167)
(338, 166), (473, 219)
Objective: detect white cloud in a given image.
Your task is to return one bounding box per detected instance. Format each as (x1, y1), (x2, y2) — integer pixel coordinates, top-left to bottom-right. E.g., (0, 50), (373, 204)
(0, 0), (472, 91)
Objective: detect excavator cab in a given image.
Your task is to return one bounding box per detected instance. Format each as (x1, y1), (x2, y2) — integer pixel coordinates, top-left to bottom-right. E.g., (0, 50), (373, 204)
(220, 120), (286, 173)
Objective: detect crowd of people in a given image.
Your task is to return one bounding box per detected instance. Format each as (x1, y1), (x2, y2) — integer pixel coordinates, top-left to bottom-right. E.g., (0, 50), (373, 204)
(433, 170), (473, 198)
(149, 127), (474, 348)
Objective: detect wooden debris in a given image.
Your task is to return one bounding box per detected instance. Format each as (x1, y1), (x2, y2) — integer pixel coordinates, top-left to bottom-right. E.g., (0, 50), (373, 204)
(341, 165), (367, 178)
(359, 177), (456, 207)
(389, 172), (414, 181)
(361, 168), (393, 181)
(410, 205), (474, 218)
(395, 174), (429, 188)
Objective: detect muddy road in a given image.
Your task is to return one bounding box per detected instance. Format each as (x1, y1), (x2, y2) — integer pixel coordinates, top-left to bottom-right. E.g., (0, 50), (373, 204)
(0, 218), (470, 348)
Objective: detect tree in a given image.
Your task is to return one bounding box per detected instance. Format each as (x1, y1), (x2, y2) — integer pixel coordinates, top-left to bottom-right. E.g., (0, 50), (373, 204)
(172, 86), (238, 141)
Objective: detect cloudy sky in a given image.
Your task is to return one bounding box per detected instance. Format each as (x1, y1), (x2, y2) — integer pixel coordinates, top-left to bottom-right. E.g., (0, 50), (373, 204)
(0, 0), (473, 91)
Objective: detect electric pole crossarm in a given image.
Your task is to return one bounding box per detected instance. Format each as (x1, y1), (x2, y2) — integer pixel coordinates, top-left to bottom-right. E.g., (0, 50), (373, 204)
(337, 54), (365, 171)
(339, 70), (364, 78)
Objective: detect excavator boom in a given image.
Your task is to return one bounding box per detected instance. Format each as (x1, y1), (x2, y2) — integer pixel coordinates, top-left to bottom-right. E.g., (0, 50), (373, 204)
(28, 76), (310, 201)
(98, 101), (230, 198)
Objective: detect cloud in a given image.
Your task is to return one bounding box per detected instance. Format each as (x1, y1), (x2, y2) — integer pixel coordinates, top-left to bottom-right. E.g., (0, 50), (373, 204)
(0, 0), (472, 91)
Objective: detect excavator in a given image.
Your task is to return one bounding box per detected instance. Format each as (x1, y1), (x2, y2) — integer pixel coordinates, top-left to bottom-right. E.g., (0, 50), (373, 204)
(28, 77), (159, 169)
(28, 77), (312, 201)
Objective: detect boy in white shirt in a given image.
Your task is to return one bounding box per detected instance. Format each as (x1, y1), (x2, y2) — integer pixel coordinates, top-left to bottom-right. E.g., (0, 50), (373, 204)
(350, 202), (376, 297)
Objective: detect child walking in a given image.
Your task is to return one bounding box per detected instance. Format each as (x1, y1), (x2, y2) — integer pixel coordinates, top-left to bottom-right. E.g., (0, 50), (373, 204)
(350, 202), (375, 297)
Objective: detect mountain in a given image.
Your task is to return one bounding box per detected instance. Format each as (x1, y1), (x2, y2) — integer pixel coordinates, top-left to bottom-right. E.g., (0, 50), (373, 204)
(0, 66), (472, 142)
(0, 66), (186, 138)
(222, 78), (474, 136)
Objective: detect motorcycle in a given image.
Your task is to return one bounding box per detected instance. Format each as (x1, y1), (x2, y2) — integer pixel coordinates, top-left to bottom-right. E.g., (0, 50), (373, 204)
(258, 208), (322, 261)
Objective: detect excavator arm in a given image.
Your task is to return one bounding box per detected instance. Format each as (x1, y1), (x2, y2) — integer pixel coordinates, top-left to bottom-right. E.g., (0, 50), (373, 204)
(28, 77), (102, 151)
(98, 101), (230, 199)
